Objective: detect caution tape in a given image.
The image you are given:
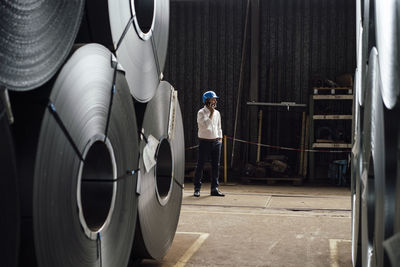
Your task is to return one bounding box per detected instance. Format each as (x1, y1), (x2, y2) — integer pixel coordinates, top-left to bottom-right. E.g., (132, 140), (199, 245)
(226, 136), (351, 153)
(185, 136), (351, 153)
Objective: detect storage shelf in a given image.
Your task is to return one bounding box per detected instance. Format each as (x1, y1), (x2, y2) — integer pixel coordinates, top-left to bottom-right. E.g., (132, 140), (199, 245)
(309, 89), (353, 180)
(313, 87), (353, 95)
(312, 143), (352, 148)
(313, 87), (352, 90)
(313, 115), (352, 120)
(313, 95), (353, 100)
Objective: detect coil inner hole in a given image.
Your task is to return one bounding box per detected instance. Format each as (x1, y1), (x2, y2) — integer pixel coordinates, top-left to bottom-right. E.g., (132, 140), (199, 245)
(155, 139), (173, 200)
(134, 0), (155, 34)
(80, 141), (115, 231)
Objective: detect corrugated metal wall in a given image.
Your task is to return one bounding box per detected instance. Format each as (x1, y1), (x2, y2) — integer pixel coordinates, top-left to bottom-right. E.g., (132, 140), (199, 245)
(164, 0), (356, 165)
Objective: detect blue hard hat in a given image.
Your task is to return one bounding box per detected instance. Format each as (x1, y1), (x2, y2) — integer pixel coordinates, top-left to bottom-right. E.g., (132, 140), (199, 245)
(202, 91), (219, 103)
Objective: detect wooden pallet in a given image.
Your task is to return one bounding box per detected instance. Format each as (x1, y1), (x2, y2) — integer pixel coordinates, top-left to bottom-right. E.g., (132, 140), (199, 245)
(313, 87), (353, 95)
(241, 176), (304, 186)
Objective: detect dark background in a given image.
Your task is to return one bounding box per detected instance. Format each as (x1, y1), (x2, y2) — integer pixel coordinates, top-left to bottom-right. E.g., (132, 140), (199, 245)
(164, 0), (356, 170)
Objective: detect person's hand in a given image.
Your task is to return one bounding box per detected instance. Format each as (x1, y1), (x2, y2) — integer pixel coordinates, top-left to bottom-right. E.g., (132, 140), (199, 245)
(207, 103), (215, 116)
(210, 105), (215, 113)
(207, 99), (217, 117)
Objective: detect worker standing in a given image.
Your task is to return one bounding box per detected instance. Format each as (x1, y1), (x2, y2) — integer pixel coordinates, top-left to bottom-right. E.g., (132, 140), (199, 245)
(193, 91), (225, 197)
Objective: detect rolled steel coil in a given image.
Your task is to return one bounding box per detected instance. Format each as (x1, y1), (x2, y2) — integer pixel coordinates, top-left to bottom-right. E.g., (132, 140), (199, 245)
(12, 44), (140, 266)
(0, 93), (19, 267)
(353, 0), (400, 266)
(356, 0), (362, 49)
(0, 0), (84, 91)
(351, 69), (362, 267)
(108, 0), (169, 102)
(359, 47), (398, 267)
(359, 0), (373, 107)
(132, 81), (184, 260)
(360, 48), (376, 267)
(367, 48), (385, 267)
(376, 2), (400, 266)
(356, 27), (364, 107)
(393, 181), (400, 260)
(383, 232), (400, 267)
(370, 51), (397, 267)
(375, 0), (400, 109)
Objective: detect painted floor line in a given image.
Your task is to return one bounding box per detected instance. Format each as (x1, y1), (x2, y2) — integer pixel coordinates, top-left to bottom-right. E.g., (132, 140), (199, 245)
(182, 203), (351, 213)
(174, 232), (210, 267)
(181, 209), (351, 218)
(183, 191), (350, 199)
(330, 239), (351, 267)
(264, 195), (272, 208)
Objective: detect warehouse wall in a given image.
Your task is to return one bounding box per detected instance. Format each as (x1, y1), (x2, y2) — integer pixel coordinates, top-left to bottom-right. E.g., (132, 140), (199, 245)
(164, 0), (356, 166)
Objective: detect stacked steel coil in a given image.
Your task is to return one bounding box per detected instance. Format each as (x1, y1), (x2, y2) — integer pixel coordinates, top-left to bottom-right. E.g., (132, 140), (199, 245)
(0, 91), (19, 267)
(351, 0), (400, 266)
(132, 81), (184, 261)
(0, 0), (183, 266)
(108, 0), (169, 103)
(0, 0), (84, 91)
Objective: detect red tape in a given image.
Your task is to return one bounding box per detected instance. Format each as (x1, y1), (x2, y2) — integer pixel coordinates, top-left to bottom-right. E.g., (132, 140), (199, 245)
(185, 136), (351, 153)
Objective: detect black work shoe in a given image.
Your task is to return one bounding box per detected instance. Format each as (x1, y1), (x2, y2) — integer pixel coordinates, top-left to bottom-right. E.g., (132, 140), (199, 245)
(210, 189), (225, 197)
(194, 190), (200, 197)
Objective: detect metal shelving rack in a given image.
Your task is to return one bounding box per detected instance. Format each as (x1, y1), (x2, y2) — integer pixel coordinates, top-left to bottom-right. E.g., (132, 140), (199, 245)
(309, 89), (353, 180)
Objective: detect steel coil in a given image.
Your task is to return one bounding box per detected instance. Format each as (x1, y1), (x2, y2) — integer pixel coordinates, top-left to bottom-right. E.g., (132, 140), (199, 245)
(383, 232), (400, 266)
(0, 93), (19, 267)
(375, 0), (400, 109)
(356, 0), (362, 49)
(351, 69), (362, 267)
(370, 52), (398, 267)
(379, 2), (400, 265)
(356, 28), (364, 107)
(368, 48), (386, 267)
(353, 1), (400, 266)
(395, 178), (400, 254)
(360, 0), (372, 108)
(108, 0), (169, 102)
(0, 0), (84, 91)
(132, 81), (184, 260)
(11, 44), (139, 266)
(360, 48), (376, 267)
(360, 171), (375, 267)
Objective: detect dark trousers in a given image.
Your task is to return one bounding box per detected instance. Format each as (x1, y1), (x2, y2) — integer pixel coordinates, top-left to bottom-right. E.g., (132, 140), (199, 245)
(194, 139), (222, 191)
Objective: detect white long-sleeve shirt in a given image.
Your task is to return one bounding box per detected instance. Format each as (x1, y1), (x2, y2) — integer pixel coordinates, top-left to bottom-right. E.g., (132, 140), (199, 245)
(197, 106), (222, 139)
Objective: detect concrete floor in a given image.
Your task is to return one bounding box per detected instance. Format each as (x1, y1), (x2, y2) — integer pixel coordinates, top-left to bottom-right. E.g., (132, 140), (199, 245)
(140, 183), (352, 267)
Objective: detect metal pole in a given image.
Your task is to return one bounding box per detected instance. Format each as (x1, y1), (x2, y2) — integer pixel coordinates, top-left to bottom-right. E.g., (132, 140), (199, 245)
(231, 0), (250, 168)
(224, 135), (227, 184)
(298, 111), (306, 176)
(256, 110), (262, 162)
